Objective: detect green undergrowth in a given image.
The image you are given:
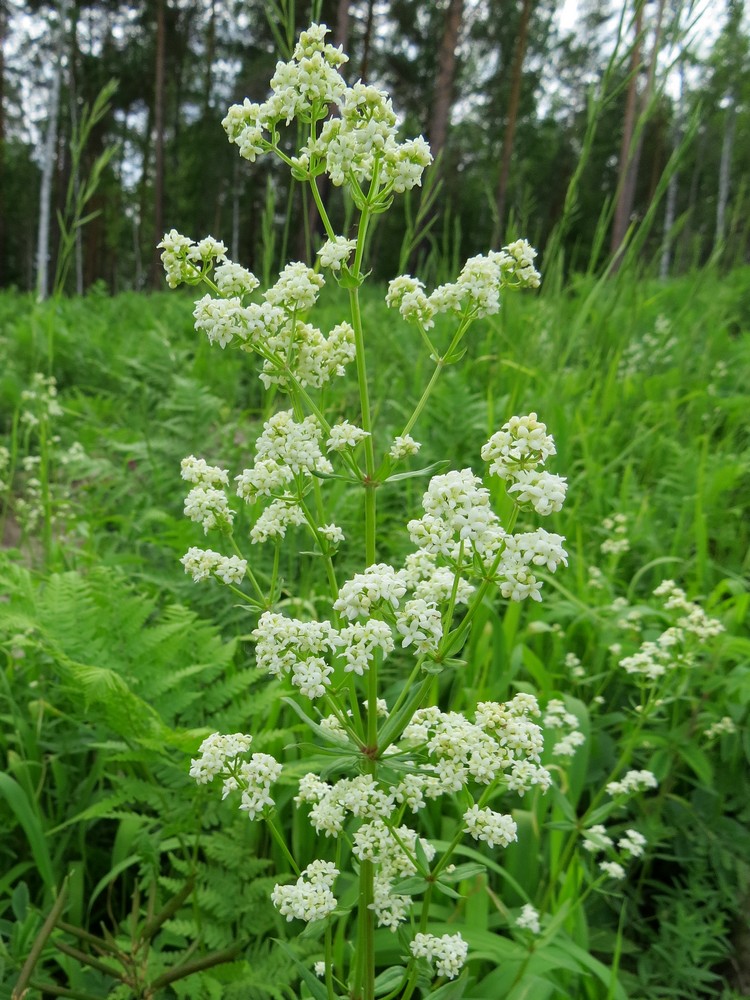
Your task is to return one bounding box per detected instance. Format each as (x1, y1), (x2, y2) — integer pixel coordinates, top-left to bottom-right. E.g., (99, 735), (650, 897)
(1, 266), (749, 997)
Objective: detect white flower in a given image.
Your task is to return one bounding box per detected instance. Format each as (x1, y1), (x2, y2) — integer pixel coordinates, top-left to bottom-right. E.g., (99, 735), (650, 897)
(463, 805), (517, 849)
(237, 753), (283, 818)
(395, 599), (442, 654)
(606, 770), (658, 797)
(389, 434), (421, 459)
(516, 904), (541, 934)
(334, 563), (407, 619)
(618, 829), (647, 858)
(180, 455), (229, 487)
(410, 932), (468, 980)
(385, 275), (434, 328)
(317, 236), (357, 271)
(507, 470), (568, 515)
(326, 421), (370, 451)
(265, 261), (325, 312)
(189, 732), (253, 783)
(482, 413), (556, 480)
(338, 620), (395, 675)
(250, 498), (306, 543)
(600, 860), (626, 880)
(582, 824), (612, 854)
(183, 486), (235, 533)
(271, 860), (339, 923)
(214, 261), (259, 296)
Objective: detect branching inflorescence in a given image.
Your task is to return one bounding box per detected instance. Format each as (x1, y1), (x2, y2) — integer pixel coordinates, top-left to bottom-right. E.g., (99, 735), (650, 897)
(159, 22), (569, 1000)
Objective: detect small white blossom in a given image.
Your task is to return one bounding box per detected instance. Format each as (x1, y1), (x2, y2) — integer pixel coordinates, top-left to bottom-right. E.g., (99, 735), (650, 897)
(271, 860), (339, 923)
(409, 932), (468, 980)
(463, 805), (517, 849)
(389, 434), (421, 459)
(516, 904), (541, 934)
(317, 236), (357, 271)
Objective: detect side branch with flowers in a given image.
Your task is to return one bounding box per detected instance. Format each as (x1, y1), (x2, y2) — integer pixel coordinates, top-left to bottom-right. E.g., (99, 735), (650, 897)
(159, 22), (570, 1000)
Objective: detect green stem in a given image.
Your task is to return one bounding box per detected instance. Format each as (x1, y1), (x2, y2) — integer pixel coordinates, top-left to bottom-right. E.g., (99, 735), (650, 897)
(265, 814), (300, 876)
(401, 317), (471, 438)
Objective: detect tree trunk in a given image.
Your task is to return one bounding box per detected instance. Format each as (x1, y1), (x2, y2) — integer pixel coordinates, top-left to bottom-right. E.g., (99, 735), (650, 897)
(150, 0), (166, 288)
(359, 0), (375, 83)
(0, 0), (6, 278)
(36, 0), (69, 300)
(611, 0), (665, 267)
(715, 100), (736, 248)
(429, 0), (464, 160)
(492, 0), (534, 247)
(335, 0), (350, 50)
(204, 0), (216, 112)
(660, 60), (685, 279)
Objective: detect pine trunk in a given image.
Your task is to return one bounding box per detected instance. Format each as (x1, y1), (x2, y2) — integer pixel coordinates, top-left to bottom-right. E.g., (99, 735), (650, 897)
(715, 100), (736, 248)
(429, 0), (464, 160)
(493, 0), (534, 246)
(150, 0), (166, 287)
(36, 0), (69, 300)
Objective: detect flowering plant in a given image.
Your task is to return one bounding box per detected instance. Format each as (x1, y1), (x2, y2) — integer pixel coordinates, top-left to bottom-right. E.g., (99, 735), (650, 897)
(159, 23), (570, 1000)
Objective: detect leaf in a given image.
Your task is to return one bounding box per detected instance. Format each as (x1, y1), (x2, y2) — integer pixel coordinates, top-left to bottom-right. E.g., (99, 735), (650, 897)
(0, 772), (56, 894)
(440, 863), (487, 883)
(426, 970), (469, 999)
(384, 460), (451, 483)
(374, 966), (406, 996)
(390, 876), (429, 896)
(274, 939), (329, 1000)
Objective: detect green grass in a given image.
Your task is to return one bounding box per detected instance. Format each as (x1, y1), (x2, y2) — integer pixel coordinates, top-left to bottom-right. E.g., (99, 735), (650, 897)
(0, 265), (748, 999)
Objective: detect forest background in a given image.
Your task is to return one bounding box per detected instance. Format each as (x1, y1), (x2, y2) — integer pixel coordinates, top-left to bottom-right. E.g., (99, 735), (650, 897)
(1, 0), (749, 295)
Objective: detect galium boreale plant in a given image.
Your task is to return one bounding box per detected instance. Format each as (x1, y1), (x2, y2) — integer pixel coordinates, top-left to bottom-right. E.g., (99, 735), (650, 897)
(158, 23), (566, 1000)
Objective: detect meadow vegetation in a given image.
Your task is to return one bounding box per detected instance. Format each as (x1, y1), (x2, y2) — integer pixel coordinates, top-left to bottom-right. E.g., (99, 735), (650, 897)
(1, 261), (748, 998)
(1, 17), (750, 1000)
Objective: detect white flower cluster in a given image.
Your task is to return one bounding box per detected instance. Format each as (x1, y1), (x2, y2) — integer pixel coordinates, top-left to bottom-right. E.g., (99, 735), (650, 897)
(617, 581), (724, 681)
(395, 598), (443, 653)
(544, 699), (586, 758)
(516, 903), (541, 934)
(183, 488), (234, 534)
(401, 695), (551, 795)
(318, 82), (432, 192)
(409, 932), (468, 980)
(653, 580), (725, 641)
(180, 454), (234, 534)
(317, 236), (357, 272)
(606, 769), (658, 797)
(157, 231), (231, 288)
(334, 563), (407, 619)
(482, 413), (556, 481)
(20, 373), (64, 428)
(222, 24), (431, 197)
(463, 804), (517, 848)
(389, 434), (421, 459)
(235, 411), (333, 501)
(401, 550), (475, 606)
(181, 546), (247, 584)
(386, 242), (540, 328)
(600, 513), (630, 555)
(582, 823), (646, 882)
(408, 468), (506, 560)
(252, 611), (340, 698)
(497, 529), (568, 603)
(271, 859), (339, 923)
(326, 420), (370, 452)
(249, 496), (306, 544)
(704, 715), (736, 739)
(338, 620), (395, 675)
(189, 732), (252, 783)
(189, 732), (282, 820)
(185, 256), (355, 389)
